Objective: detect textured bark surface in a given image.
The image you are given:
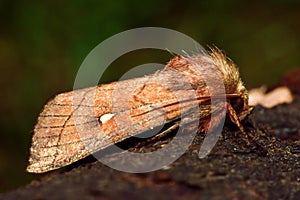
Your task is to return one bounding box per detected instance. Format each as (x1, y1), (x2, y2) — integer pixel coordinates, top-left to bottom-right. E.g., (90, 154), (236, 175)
(1, 98), (300, 199)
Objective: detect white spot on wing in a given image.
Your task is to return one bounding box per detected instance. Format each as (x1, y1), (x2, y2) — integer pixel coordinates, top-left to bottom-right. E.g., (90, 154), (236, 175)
(99, 113), (114, 124)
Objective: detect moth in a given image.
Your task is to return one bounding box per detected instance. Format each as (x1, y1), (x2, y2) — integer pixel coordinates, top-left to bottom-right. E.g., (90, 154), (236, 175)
(27, 47), (251, 173)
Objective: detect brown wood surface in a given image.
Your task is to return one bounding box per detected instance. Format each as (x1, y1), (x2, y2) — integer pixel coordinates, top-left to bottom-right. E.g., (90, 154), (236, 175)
(1, 97), (300, 200)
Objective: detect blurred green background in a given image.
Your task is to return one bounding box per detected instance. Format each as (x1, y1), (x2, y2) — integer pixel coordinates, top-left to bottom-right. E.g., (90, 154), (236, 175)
(1, 0), (300, 193)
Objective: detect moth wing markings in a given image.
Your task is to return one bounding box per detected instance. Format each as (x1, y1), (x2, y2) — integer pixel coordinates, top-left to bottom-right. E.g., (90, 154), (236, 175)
(28, 82), (187, 173)
(27, 85), (112, 173)
(27, 87), (100, 173)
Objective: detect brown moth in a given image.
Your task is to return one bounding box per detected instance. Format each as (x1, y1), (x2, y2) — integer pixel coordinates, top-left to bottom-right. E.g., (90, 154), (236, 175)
(27, 47), (251, 173)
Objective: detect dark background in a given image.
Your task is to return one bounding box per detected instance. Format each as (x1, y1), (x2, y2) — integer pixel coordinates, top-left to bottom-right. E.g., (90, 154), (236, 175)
(1, 0), (300, 193)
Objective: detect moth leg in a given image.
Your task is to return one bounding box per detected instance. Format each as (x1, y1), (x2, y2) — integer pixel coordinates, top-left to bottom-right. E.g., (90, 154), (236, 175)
(134, 121), (180, 148)
(226, 102), (251, 144)
(238, 106), (254, 121)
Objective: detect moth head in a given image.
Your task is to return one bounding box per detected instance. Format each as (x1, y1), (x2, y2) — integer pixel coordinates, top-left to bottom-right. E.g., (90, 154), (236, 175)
(209, 46), (250, 117)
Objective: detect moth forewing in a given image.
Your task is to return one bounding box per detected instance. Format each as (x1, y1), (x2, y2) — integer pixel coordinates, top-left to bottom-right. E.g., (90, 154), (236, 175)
(27, 75), (201, 173)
